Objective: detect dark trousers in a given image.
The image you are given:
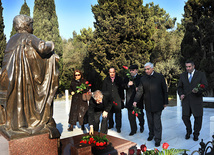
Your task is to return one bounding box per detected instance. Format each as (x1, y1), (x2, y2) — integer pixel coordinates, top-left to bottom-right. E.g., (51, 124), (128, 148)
(182, 115), (202, 136)
(108, 108), (121, 130)
(146, 111), (162, 143)
(128, 109), (144, 132)
(93, 111), (108, 134)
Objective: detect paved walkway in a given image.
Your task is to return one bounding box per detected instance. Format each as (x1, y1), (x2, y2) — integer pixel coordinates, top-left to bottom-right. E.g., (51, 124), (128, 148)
(53, 100), (214, 154)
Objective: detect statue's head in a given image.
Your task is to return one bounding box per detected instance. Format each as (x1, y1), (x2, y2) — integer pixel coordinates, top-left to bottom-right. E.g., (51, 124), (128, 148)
(13, 14), (33, 34)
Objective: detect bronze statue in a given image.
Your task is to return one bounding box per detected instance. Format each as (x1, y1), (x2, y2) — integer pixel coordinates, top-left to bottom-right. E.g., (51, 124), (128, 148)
(0, 14), (60, 139)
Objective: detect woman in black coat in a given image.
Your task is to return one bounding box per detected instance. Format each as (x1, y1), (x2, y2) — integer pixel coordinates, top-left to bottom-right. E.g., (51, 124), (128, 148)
(68, 70), (89, 131)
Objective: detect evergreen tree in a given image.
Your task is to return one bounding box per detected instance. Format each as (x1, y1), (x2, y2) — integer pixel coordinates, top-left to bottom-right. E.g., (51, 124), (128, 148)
(33, 0), (63, 57)
(10, 0), (30, 37)
(0, 0), (6, 67)
(87, 0), (154, 89)
(181, 0), (214, 96)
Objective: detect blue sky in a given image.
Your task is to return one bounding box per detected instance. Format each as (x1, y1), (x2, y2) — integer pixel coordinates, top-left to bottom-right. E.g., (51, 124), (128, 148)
(2, 0), (186, 42)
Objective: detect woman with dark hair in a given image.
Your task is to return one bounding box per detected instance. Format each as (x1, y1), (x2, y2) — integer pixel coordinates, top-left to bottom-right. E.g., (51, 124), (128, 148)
(68, 70), (90, 131)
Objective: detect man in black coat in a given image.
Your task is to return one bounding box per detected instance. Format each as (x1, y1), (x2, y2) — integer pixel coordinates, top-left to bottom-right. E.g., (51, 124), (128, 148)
(88, 90), (112, 134)
(102, 67), (124, 133)
(134, 62), (168, 147)
(177, 60), (208, 141)
(123, 65), (144, 136)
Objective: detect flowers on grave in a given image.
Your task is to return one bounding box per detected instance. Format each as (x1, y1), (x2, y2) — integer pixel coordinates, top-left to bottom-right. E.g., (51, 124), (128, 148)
(80, 134), (109, 147)
(132, 106), (141, 117)
(127, 143), (187, 155)
(76, 81), (92, 94)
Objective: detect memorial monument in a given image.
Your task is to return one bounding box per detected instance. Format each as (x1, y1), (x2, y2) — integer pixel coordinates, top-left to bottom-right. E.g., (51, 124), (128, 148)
(0, 14), (60, 140)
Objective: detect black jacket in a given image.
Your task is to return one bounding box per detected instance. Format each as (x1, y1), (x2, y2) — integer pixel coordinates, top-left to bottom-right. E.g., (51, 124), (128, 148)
(123, 74), (144, 110)
(88, 94), (112, 126)
(134, 72), (168, 112)
(102, 75), (124, 111)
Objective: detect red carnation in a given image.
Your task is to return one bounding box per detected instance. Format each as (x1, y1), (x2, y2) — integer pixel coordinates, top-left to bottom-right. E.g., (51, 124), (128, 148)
(132, 110), (135, 114)
(141, 144), (147, 152)
(137, 149), (141, 155)
(99, 142), (104, 146)
(88, 84), (92, 87)
(129, 149), (135, 155)
(85, 81), (89, 84)
(104, 142), (107, 145)
(80, 140), (84, 143)
(96, 142), (100, 146)
(123, 66), (128, 70)
(162, 142), (169, 150)
(200, 84), (205, 89)
(83, 140), (87, 144)
(135, 113), (138, 117)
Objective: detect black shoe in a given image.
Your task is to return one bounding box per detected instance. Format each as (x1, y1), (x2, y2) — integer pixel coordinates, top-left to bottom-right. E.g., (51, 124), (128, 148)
(155, 142), (160, 147)
(185, 133), (191, 140)
(147, 136), (154, 141)
(140, 127), (144, 133)
(68, 125), (73, 131)
(108, 126), (113, 129)
(193, 135), (199, 141)
(117, 129), (121, 133)
(129, 131), (136, 136)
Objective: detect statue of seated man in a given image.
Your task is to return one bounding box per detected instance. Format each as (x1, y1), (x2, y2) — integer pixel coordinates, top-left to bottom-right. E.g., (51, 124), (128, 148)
(0, 14), (60, 139)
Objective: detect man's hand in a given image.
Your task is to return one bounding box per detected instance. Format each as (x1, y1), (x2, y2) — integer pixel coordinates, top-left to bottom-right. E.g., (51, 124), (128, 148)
(128, 81), (134, 86)
(192, 88), (198, 93)
(133, 102), (137, 107)
(180, 94), (185, 100)
(102, 111), (108, 118)
(89, 126), (94, 135)
(71, 91), (75, 95)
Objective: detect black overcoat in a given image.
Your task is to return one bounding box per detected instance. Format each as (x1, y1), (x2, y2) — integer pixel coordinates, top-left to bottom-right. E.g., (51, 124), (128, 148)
(68, 79), (88, 125)
(102, 75), (124, 112)
(123, 74), (144, 110)
(177, 70), (208, 117)
(134, 72), (168, 112)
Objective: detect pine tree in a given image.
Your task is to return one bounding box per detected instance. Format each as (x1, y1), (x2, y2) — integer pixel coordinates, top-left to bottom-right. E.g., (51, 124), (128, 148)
(10, 0), (30, 37)
(0, 0), (6, 67)
(33, 0), (63, 57)
(86, 0), (154, 89)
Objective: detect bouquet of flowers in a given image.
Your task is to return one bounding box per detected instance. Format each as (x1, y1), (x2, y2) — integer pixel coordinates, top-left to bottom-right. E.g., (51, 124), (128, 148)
(80, 134), (109, 147)
(76, 81), (92, 94)
(132, 106), (141, 117)
(121, 142), (188, 155)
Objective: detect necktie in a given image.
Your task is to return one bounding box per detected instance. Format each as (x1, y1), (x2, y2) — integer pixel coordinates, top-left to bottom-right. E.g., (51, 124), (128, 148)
(189, 73), (192, 83)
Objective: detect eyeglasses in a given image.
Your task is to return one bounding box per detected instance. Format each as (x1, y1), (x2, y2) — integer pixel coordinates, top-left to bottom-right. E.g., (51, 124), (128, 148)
(75, 74), (81, 76)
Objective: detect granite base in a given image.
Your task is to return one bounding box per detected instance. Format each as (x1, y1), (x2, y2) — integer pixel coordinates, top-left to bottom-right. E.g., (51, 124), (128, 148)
(0, 132), (59, 155)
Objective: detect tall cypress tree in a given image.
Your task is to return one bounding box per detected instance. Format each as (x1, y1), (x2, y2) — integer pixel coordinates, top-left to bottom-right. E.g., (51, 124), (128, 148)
(86, 0), (154, 89)
(0, 0), (6, 67)
(33, 0), (63, 57)
(10, 0), (30, 37)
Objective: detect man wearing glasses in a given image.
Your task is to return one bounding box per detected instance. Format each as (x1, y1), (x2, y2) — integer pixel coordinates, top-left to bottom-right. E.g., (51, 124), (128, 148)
(133, 62), (168, 147)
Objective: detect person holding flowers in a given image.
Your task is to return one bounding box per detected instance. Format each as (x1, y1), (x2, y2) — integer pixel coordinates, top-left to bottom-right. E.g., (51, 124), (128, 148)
(68, 70), (91, 131)
(177, 60), (208, 141)
(133, 62), (168, 147)
(123, 65), (145, 136)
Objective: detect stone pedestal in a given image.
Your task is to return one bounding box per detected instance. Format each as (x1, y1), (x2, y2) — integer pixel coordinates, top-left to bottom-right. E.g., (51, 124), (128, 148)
(60, 131), (136, 155)
(0, 133), (59, 155)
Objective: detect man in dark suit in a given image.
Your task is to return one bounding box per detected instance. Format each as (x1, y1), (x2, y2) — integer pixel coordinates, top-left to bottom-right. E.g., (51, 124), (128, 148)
(88, 90), (112, 134)
(102, 67), (124, 133)
(123, 65), (144, 136)
(177, 60), (208, 141)
(133, 62), (168, 147)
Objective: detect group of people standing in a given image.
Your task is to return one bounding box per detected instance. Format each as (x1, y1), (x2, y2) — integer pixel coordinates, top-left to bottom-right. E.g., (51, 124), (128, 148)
(67, 60), (208, 147)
